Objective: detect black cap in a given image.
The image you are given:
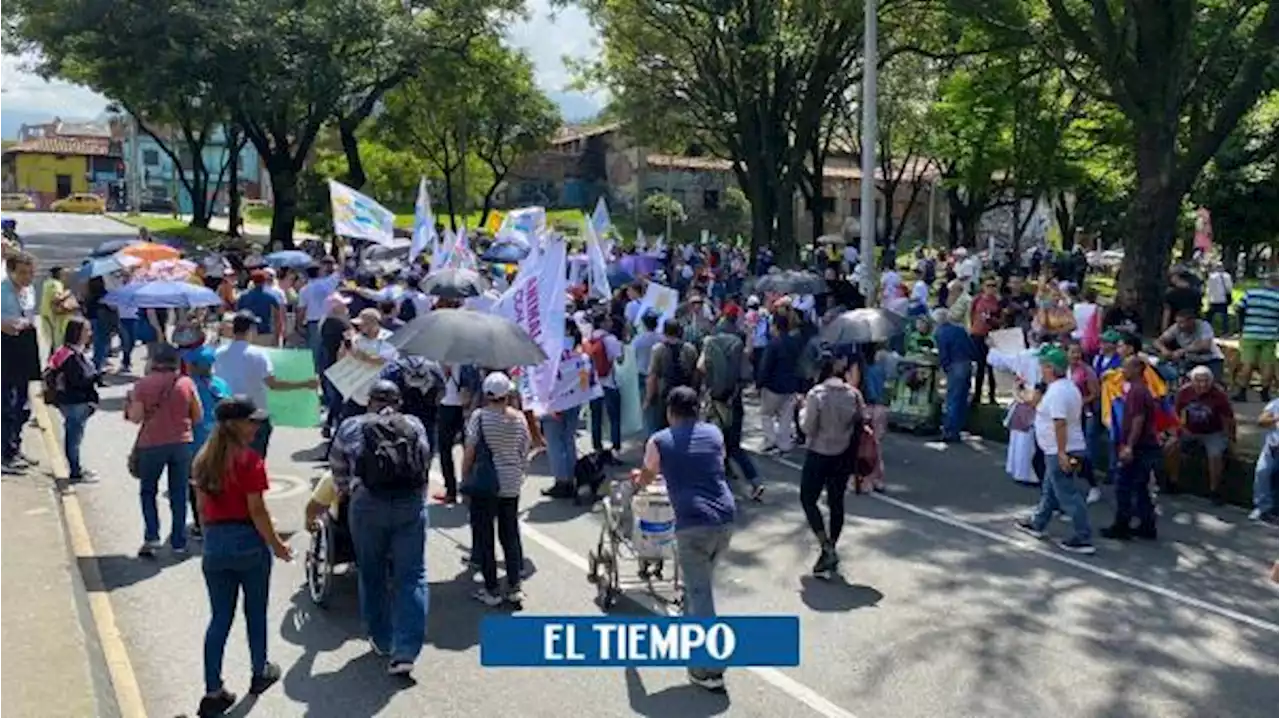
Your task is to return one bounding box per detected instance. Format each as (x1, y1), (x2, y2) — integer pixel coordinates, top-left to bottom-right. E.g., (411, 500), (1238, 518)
(367, 380), (401, 404)
(214, 395), (269, 422)
(231, 310), (258, 334)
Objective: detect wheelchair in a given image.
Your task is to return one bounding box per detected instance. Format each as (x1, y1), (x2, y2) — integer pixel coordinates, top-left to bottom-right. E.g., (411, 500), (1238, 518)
(304, 495), (356, 608)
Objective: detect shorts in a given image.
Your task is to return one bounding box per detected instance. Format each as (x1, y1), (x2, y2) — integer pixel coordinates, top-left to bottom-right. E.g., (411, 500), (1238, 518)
(1180, 431), (1229, 459)
(1239, 338), (1277, 367)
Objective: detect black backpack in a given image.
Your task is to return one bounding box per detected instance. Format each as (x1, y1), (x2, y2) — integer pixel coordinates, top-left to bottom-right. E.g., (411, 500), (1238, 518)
(661, 341), (696, 394)
(357, 412), (428, 496)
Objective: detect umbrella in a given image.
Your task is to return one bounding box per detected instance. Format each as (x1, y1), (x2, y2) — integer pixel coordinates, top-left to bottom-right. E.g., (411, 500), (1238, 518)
(120, 243), (182, 265)
(821, 308), (907, 345)
(137, 259), (198, 282)
(392, 309), (547, 367)
(420, 268), (489, 299)
(362, 239), (413, 262)
(264, 250), (315, 269)
(480, 241), (531, 264)
(102, 280), (223, 309)
(91, 238), (141, 257)
(753, 269), (827, 296)
(74, 255), (140, 282)
(606, 264), (634, 287)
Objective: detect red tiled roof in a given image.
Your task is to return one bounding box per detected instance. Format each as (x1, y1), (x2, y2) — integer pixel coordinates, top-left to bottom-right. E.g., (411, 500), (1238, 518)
(643, 153), (941, 182)
(2, 136), (115, 157)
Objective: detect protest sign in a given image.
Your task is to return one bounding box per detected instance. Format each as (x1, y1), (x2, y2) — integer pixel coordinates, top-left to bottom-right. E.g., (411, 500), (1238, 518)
(545, 354), (604, 414)
(262, 349), (320, 428)
(633, 282), (679, 328)
(324, 355), (385, 405)
(494, 236), (567, 413)
(987, 328), (1027, 356)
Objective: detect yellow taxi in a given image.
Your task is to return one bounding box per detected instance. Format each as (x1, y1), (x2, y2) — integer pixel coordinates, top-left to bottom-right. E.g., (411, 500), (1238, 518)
(1, 193), (35, 211)
(50, 193), (106, 214)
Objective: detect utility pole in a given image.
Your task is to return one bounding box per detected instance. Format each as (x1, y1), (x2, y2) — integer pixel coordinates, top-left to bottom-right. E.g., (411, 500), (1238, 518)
(127, 115), (141, 214)
(857, 0), (878, 301)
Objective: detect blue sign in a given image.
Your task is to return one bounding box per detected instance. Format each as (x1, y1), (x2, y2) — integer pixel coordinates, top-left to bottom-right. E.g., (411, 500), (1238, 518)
(479, 616), (801, 668)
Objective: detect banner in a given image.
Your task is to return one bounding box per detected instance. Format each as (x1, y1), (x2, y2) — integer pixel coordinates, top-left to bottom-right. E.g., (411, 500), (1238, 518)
(480, 616), (801, 668)
(590, 197), (613, 257)
(262, 349), (320, 428)
(494, 236), (567, 413)
(584, 218), (612, 300)
(409, 177), (435, 263)
(434, 229), (454, 270)
(328, 180), (396, 245)
(324, 355), (385, 405)
(633, 282), (679, 328)
(500, 206), (548, 237)
(445, 226), (479, 271)
(545, 354), (603, 414)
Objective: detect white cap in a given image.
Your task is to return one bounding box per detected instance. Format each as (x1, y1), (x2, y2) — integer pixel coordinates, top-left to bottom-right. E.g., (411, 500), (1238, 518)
(483, 371), (514, 398)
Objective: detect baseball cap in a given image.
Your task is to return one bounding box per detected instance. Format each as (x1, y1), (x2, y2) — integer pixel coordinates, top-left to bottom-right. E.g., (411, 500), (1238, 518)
(483, 371), (514, 398)
(350, 307), (382, 326)
(182, 345), (217, 368)
(231, 310), (258, 334)
(1100, 329), (1122, 343)
(746, 295), (760, 308)
(214, 396), (269, 423)
(367, 380), (401, 404)
(1036, 345), (1069, 371)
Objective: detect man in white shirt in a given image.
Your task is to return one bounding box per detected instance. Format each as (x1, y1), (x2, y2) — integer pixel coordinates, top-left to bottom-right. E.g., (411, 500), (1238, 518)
(1205, 263), (1233, 335)
(585, 314), (626, 462)
(297, 258), (342, 371)
(214, 311), (319, 456)
(880, 267), (902, 306)
(1014, 345), (1095, 555)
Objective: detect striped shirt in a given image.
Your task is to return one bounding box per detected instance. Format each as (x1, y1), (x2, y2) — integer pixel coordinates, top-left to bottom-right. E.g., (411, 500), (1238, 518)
(1240, 287), (1279, 341)
(466, 407), (531, 498)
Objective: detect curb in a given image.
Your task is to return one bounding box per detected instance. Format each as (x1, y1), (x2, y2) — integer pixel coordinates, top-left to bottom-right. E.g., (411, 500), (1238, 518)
(30, 388), (147, 718)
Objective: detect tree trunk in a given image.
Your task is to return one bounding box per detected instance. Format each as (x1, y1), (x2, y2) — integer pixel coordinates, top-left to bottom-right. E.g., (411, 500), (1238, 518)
(267, 161), (299, 250)
(1118, 183), (1180, 335)
(339, 122), (367, 190)
(227, 127), (242, 239)
(775, 179), (798, 267)
(189, 162), (209, 229)
(442, 170), (458, 232)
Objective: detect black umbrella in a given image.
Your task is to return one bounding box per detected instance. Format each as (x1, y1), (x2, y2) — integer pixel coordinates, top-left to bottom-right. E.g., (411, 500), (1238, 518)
(362, 240), (412, 263)
(821, 308), (907, 345)
(420, 267), (489, 299)
(392, 309), (547, 367)
(753, 269), (827, 295)
(91, 238), (141, 257)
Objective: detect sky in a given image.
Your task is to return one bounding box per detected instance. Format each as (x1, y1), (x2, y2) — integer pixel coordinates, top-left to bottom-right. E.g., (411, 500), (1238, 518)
(0, 0), (603, 138)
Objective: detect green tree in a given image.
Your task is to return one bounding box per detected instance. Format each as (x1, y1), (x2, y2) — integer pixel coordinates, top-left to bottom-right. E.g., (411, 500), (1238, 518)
(714, 186), (752, 238)
(641, 193), (687, 236)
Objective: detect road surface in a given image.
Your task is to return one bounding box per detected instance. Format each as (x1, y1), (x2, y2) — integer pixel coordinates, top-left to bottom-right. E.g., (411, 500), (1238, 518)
(17, 211), (1280, 718)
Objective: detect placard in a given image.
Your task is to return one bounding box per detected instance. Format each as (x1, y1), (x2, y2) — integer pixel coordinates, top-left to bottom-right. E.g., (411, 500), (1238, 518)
(545, 354), (604, 414)
(987, 327), (1027, 356)
(261, 349), (320, 428)
(324, 354), (385, 405)
(632, 282), (679, 329)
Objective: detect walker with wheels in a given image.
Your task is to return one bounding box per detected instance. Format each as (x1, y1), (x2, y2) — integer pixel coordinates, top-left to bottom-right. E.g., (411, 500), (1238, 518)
(586, 476), (683, 610)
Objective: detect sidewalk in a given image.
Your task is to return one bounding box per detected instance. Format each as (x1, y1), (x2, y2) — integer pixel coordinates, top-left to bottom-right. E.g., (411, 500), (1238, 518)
(1, 425), (118, 718)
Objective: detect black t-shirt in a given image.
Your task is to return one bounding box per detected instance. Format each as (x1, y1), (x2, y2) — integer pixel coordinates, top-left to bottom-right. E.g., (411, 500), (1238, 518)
(1164, 287), (1201, 318)
(318, 316), (351, 370)
(1000, 291), (1035, 329)
(1103, 306), (1143, 337)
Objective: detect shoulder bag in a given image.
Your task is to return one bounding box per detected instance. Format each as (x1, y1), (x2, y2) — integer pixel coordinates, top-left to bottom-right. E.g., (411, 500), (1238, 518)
(127, 378), (179, 478)
(459, 415), (500, 498)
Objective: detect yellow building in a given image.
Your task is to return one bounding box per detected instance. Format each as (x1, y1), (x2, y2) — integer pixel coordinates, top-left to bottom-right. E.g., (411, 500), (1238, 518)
(1, 137), (120, 210)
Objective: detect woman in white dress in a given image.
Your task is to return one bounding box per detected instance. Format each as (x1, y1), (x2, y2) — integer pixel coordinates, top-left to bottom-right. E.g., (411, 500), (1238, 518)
(987, 342), (1042, 484)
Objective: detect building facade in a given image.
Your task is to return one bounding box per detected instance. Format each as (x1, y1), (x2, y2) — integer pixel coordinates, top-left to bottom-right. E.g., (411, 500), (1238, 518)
(123, 124), (265, 214)
(1, 136), (123, 209)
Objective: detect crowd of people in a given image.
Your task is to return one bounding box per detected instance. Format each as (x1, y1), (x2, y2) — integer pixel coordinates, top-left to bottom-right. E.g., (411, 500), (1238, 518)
(2, 224), (1276, 712)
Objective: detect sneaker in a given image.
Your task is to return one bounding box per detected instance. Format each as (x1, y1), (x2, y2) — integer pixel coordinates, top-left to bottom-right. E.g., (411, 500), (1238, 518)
(1013, 519), (1045, 540)
(688, 671), (726, 693)
(432, 491), (457, 505)
(749, 485), (765, 502)
(1085, 487), (1103, 504)
(810, 547), (836, 578)
(1, 459), (26, 475)
(388, 660), (414, 676)
(1057, 537), (1096, 555)
(540, 483), (575, 499)
(137, 540), (163, 558)
(248, 662), (281, 695)
(1248, 508), (1264, 521)
(172, 545), (190, 556)
(197, 688), (236, 717)
(505, 588), (526, 605)
(189, 524), (203, 540)
(472, 588), (503, 607)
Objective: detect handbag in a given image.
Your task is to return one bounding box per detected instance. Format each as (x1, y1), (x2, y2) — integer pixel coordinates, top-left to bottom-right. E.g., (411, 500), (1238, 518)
(459, 417), (500, 498)
(127, 378), (178, 479)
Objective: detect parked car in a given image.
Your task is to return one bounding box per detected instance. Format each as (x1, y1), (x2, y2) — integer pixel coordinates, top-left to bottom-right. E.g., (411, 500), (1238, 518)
(50, 193), (107, 214)
(1, 194), (35, 211)
(140, 197), (177, 214)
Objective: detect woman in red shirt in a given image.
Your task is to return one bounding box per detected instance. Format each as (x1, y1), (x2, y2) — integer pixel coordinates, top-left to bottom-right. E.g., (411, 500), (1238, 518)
(190, 396), (291, 717)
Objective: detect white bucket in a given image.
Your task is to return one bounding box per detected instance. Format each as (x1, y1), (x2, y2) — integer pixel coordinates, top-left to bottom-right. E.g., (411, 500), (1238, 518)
(631, 484), (676, 559)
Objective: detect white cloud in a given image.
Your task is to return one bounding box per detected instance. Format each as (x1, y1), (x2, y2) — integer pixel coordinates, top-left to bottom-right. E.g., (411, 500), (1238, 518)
(1, 55), (109, 118)
(1, 4), (606, 119)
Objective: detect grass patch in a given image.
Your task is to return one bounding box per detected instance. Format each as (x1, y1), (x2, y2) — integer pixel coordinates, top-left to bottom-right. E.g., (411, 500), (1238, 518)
(115, 214), (235, 250)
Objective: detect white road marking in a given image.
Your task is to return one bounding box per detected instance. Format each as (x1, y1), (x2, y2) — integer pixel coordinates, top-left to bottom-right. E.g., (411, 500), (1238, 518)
(519, 521), (862, 718)
(767, 454), (1279, 635)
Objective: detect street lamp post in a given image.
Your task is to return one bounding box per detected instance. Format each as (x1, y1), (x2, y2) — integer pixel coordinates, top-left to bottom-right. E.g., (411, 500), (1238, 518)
(857, 0), (878, 301)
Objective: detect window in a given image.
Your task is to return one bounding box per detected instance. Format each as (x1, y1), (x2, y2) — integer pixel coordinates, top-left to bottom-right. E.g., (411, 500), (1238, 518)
(143, 149), (160, 166)
(807, 195), (835, 214)
(702, 189), (720, 211)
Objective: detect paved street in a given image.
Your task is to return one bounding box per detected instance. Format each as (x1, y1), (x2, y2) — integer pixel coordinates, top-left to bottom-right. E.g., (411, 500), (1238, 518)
(14, 213), (1280, 718)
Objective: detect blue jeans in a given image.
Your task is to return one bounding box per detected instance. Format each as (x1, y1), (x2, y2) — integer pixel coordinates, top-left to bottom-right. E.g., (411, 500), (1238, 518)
(1254, 448), (1279, 516)
(1029, 453), (1092, 543)
(1114, 446), (1159, 531)
(1, 375), (30, 462)
(943, 363), (972, 438)
(136, 442), (193, 549)
(305, 321), (322, 372)
(119, 318), (137, 371)
(91, 316), (112, 370)
(201, 523), (271, 694)
(676, 524), (732, 678)
(349, 488), (429, 663)
(590, 386), (622, 452)
(322, 374), (344, 430)
(540, 405), (581, 484)
(58, 403), (93, 477)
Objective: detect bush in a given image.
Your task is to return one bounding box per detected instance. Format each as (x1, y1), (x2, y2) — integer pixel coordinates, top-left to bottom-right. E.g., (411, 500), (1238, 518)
(640, 193), (687, 236)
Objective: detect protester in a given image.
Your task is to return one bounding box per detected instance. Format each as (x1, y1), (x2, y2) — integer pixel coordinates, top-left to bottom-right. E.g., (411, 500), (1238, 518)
(1014, 345), (1095, 555)
(1249, 399), (1279, 524)
(191, 396), (291, 716)
(1204, 263), (1234, 334)
(1162, 271), (1202, 330)
(126, 344), (202, 557)
(297, 259), (342, 371)
(1233, 271), (1278, 402)
(968, 276), (1002, 406)
(933, 308), (975, 442)
(45, 316), (99, 481)
(633, 386), (735, 693)
(236, 270), (282, 347)
(1066, 341), (1103, 504)
(436, 360), (481, 504)
(755, 314), (803, 454)
(38, 265), (75, 353)
(1099, 356), (1161, 541)
(1156, 308), (1226, 381)
(1102, 287), (1143, 337)
(584, 313), (625, 462)
(631, 311), (663, 431)
(798, 351), (861, 577)
(462, 372), (532, 606)
(330, 380), (431, 675)
(647, 318), (700, 433)
(699, 311), (764, 500)
(183, 346), (232, 537)
(1167, 365), (1236, 502)
(1, 251), (40, 474)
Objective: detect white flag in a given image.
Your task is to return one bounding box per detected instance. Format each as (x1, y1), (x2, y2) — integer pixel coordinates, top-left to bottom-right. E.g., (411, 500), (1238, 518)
(328, 180), (396, 245)
(635, 228), (647, 251)
(590, 197), (613, 257)
(584, 215), (612, 300)
(409, 177), (434, 263)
